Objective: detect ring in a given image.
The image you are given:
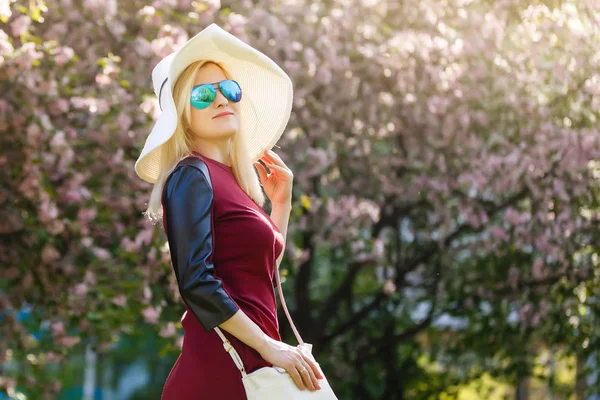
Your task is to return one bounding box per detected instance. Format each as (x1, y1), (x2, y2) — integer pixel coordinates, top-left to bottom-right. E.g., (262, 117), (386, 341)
(300, 368), (308, 374)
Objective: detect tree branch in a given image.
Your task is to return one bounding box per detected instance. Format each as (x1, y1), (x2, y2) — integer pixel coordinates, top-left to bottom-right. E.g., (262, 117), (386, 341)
(321, 186), (530, 345)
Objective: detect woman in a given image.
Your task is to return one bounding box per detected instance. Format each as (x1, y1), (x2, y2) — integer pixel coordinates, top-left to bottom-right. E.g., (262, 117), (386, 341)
(134, 24), (324, 399)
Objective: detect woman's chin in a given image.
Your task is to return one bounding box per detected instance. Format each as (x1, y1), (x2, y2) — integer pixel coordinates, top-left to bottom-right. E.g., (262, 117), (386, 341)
(192, 123), (239, 140)
(213, 127), (238, 139)
(212, 122), (238, 134)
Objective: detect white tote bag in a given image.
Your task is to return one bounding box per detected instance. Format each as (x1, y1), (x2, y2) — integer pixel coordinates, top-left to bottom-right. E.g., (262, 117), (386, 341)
(214, 265), (338, 399)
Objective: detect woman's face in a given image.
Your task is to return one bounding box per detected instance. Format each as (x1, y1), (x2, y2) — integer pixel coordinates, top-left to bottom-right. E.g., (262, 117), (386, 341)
(188, 63), (240, 141)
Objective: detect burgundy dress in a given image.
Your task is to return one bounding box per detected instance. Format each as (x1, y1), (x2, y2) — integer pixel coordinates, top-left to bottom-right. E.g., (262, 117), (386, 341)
(160, 151), (284, 399)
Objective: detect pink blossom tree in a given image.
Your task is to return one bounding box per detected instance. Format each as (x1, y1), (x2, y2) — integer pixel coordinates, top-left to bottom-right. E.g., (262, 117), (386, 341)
(1, 0), (599, 397)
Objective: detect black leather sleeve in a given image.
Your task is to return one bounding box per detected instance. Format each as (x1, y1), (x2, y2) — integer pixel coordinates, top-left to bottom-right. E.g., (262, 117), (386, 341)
(162, 162), (240, 332)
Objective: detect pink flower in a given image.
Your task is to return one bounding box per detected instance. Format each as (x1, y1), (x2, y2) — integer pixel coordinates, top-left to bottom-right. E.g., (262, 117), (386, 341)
(11, 15), (30, 37)
(373, 238), (384, 260)
(38, 197), (59, 223)
(95, 73), (111, 86)
(49, 131), (67, 149)
(0, 30), (14, 56)
(159, 322), (177, 337)
(74, 283), (88, 296)
(47, 220), (65, 235)
(138, 6), (155, 16)
(92, 247), (111, 260)
(116, 112), (133, 131)
(120, 237), (138, 252)
(91, 99), (110, 115)
(44, 352), (64, 363)
(70, 97), (87, 109)
(152, 0), (177, 9)
(0, 1), (11, 20)
(106, 20), (125, 37)
(142, 306), (161, 324)
(15, 42), (44, 69)
(518, 303), (533, 326)
(205, 0), (221, 12)
(41, 245), (61, 263)
(225, 13), (248, 37)
(148, 247), (157, 262)
(140, 97), (159, 118)
(84, 270), (96, 285)
(112, 294), (127, 307)
(134, 36), (153, 58)
(54, 46), (75, 66)
(488, 226), (510, 242)
(532, 258), (544, 279)
(57, 336), (81, 348)
(49, 99), (69, 115)
(84, 0), (116, 17)
(144, 285), (153, 302)
(152, 36), (176, 58)
(383, 279), (396, 295)
(77, 207), (97, 224)
(51, 321), (65, 337)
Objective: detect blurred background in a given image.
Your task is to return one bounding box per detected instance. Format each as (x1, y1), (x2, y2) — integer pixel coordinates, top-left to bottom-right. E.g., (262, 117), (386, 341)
(1, 0), (600, 399)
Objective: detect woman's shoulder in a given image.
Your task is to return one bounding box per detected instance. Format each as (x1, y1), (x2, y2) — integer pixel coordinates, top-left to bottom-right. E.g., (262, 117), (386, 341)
(162, 156), (213, 204)
(168, 156), (212, 186)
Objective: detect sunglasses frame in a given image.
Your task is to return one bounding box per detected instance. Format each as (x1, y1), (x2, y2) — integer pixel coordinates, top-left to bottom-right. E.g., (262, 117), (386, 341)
(190, 79), (242, 110)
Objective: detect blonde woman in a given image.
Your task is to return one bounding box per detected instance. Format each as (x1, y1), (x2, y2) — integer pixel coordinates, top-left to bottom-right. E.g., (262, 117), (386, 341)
(134, 24), (325, 399)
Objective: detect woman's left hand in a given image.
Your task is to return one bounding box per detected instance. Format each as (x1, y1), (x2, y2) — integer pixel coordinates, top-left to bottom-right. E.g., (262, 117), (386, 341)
(254, 149), (293, 207)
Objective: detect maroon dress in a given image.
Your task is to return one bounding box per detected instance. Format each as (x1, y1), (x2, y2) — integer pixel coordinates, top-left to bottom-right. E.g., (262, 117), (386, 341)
(160, 151), (284, 399)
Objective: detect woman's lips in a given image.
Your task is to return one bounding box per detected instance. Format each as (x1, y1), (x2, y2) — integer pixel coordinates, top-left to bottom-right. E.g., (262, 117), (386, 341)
(213, 112), (233, 119)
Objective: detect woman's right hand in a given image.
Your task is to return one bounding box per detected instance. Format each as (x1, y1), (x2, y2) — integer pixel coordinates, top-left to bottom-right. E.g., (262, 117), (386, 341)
(257, 337), (324, 391)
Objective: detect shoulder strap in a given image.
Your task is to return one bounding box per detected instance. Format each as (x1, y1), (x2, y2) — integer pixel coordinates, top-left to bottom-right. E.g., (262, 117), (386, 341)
(214, 267), (306, 376)
(179, 155), (304, 368)
(177, 153), (306, 371)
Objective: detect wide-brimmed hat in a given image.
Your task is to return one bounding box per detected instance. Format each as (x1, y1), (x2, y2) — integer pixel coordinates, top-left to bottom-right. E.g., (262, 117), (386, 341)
(134, 23), (294, 184)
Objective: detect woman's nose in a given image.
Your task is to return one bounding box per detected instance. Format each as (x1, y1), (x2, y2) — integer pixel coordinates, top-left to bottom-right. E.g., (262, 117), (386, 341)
(214, 89), (229, 107)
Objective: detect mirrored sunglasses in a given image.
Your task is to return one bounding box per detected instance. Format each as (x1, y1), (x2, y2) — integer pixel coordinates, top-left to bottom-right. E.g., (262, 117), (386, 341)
(190, 79), (242, 110)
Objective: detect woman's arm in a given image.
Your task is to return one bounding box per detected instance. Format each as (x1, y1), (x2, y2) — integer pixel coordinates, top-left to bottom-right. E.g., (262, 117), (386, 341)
(162, 160), (275, 353)
(254, 149), (293, 251)
(217, 310), (271, 352)
(163, 163), (240, 332)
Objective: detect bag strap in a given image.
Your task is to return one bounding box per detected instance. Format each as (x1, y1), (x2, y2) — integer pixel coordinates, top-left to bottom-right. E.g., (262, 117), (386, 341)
(179, 153), (304, 374)
(215, 263), (304, 374)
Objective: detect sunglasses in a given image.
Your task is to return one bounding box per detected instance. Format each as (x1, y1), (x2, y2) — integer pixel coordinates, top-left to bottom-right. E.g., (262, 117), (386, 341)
(190, 79), (242, 110)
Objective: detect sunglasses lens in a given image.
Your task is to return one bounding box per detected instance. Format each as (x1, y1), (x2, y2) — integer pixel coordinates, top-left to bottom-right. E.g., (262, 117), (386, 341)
(219, 80), (242, 103)
(191, 85), (216, 109)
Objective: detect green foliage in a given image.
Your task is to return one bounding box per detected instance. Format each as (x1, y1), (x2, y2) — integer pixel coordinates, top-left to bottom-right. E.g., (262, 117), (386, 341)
(2, 0), (599, 398)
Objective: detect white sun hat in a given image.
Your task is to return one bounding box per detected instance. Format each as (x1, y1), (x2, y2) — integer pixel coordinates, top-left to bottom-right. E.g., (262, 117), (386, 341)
(134, 23), (294, 184)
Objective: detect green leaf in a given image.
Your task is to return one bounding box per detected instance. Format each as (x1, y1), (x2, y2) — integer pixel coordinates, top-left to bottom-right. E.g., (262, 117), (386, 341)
(86, 312), (101, 322)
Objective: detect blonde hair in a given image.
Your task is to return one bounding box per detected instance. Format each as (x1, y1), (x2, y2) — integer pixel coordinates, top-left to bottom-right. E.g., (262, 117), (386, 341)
(143, 60), (266, 225)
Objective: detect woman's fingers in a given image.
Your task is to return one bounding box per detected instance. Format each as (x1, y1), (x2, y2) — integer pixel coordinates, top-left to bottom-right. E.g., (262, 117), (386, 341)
(264, 162), (293, 179)
(262, 150), (288, 170)
(287, 363), (305, 391)
(299, 359), (320, 391)
(286, 353), (322, 391)
(297, 345), (323, 379)
(264, 162), (285, 173)
(300, 350), (324, 382)
(254, 161), (272, 185)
